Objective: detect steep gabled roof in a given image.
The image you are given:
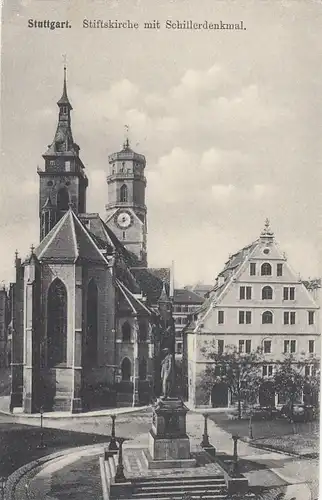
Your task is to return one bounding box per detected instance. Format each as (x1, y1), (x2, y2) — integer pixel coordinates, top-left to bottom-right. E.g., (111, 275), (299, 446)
(35, 209), (107, 264)
(116, 279), (152, 315)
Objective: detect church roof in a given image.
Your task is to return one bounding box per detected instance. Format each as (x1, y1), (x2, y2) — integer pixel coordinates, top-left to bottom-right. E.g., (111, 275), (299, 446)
(130, 267), (170, 305)
(116, 279), (152, 315)
(34, 209), (107, 264)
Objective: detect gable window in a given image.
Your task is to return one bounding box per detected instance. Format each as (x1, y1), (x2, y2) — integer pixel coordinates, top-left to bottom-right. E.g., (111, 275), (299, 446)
(240, 286), (252, 300)
(263, 340), (272, 353)
(250, 263), (256, 276)
(308, 311), (315, 325)
(309, 340), (315, 353)
(65, 161), (71, 172)
(239, 311), (252, 324)
(284, 311), (296, 325)
(261, 263), (272, 276)
(218, 339), (224, 354)
(262, 286), (273, 300)
(284, 339), (296, 353)
(262, 365), (273, 377)
(218, 310), (224, 324)
(262, 311), (273, 324)
(277, 263), (283, 277)
(283, 287), (295, 301)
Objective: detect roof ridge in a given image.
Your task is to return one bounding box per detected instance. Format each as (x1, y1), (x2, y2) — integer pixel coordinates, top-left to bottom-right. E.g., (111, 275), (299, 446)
(70, 210), (79, 259)
(71, 211), (107, 263)
(37, 212), (69, 260)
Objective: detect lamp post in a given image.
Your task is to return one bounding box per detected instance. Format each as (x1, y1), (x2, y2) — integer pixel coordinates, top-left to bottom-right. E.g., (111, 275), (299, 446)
(114, 438), (126, 483)
(108, 414), (118, 451)
(201, 413), (210, 447)
(0, 477), (6, 500)
(37, 406), (46, 449)
(232, 435), (239, 473)
(248, 409), (253, 440)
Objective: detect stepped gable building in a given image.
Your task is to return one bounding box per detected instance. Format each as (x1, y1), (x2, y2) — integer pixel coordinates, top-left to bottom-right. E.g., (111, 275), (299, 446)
(10, 68), (173, 414)
(185, 220), (320, 409)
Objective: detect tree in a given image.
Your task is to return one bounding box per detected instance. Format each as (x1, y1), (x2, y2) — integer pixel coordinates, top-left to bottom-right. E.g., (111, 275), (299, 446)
(201, 343), (263, 419)
(273, 354), (320, 417)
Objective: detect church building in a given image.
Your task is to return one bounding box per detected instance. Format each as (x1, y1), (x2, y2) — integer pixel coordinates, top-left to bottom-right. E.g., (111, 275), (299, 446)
(9, 68), (173, 414)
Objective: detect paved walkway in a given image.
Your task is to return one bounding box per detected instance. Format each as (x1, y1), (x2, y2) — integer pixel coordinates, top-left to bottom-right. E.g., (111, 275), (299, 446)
(7, 410), (315, 500)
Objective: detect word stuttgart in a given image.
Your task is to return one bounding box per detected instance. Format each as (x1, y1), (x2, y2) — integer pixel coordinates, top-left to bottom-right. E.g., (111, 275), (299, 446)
(28, 19), (71, 29)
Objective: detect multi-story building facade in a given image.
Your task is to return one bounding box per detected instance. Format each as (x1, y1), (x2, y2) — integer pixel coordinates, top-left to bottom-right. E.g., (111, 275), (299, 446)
(185, 221), (320, 408)
(173, 289), (204, 357)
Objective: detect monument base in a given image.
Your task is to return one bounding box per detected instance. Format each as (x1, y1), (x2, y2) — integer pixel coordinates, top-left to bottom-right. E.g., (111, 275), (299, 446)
(148, 397), (196, 469)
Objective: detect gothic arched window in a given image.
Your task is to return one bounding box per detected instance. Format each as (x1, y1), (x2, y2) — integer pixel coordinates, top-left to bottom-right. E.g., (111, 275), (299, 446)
(57, 187), (69, 212)
(122, 321), (131, 342)
(262, 310), (273, 324)
(138, 319), (147, 342)
(261, 263), (272, 276)
(47, 278), (67, 367)
(262, 286), (273, 300)
(139, 358), (147, 380)
(120, 184), (128, 203)
(121, 357), (131, 381)
(86, 280), (98, 366)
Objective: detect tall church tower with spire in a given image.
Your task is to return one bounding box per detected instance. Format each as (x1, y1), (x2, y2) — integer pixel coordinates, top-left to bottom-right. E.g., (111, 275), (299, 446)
(105, 136), (147, 266)
(38, 66), (88, 240)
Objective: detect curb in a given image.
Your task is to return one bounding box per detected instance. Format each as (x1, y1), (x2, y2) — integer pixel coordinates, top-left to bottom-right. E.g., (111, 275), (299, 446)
(4, 442), (108, 500)
(0, 405), (150, 421)
(240, 436), (318, 459)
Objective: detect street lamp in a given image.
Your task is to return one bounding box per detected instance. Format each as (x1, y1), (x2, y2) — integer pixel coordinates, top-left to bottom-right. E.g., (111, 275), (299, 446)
(108, 414), (118, 451)
(0, 477), (6, 500)
(37, 406), (46, 449)
(248, 409), (253, 440)
(231, 435), (239, 474)
(114, 438), (126, 483)
(200, 413), (210, 447)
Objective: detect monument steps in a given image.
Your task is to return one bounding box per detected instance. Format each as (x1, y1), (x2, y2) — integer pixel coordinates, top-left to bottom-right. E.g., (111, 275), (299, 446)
(132, 476), (226, 485)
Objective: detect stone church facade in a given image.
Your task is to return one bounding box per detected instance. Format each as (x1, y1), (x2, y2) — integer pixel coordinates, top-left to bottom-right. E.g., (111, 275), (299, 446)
(9, 69), (174, 414)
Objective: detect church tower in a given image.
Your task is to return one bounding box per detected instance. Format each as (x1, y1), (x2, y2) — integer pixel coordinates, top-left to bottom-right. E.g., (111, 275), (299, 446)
(38, 66), (88, 240)
(105, 137), (147, 266)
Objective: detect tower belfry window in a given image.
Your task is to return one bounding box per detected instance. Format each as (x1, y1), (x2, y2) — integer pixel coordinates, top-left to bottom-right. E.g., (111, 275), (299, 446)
(120, 184), (128, 203)
(57, 187), (69, 212)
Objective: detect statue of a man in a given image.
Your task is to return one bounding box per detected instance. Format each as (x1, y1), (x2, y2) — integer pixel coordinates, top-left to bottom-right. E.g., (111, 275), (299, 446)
(161, 348), (174, 399)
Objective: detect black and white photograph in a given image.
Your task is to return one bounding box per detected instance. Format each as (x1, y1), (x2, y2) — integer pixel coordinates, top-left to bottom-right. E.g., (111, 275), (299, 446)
(0, 1), (321, 499)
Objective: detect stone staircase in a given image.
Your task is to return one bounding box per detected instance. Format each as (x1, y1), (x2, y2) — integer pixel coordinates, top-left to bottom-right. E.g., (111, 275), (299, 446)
(128, 475), (238, 499)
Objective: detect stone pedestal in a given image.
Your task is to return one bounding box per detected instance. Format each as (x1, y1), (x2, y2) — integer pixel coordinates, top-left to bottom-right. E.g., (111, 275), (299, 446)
(148, 397), (196, 469)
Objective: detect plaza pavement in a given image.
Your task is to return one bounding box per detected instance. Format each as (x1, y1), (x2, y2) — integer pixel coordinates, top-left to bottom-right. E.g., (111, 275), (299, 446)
(3, 403), (316, 500)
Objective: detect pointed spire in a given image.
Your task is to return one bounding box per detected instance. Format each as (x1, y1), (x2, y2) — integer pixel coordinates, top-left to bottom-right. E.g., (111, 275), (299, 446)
(260, 218), (274, 239)
(158, 280), (169, 302)
(57, 57), (72, 109)
(123, 124), (130, 150)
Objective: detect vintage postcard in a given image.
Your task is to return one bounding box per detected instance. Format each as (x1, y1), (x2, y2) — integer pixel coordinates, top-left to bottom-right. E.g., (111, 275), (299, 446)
(0, 1), (320, 499)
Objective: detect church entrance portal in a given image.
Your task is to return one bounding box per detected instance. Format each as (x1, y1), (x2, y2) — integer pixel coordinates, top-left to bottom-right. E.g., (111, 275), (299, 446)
(211, 382), (229, 408)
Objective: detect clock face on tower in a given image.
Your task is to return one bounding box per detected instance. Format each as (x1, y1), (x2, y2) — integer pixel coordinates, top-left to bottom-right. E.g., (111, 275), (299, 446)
(115, 211), (133, 229)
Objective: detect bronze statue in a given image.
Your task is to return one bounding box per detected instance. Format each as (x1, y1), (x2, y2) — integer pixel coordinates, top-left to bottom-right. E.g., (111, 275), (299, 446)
(161, 348), (174, 399)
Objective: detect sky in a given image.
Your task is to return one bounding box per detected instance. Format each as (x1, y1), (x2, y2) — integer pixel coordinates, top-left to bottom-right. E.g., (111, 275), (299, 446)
(1, 0), (321, 287)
